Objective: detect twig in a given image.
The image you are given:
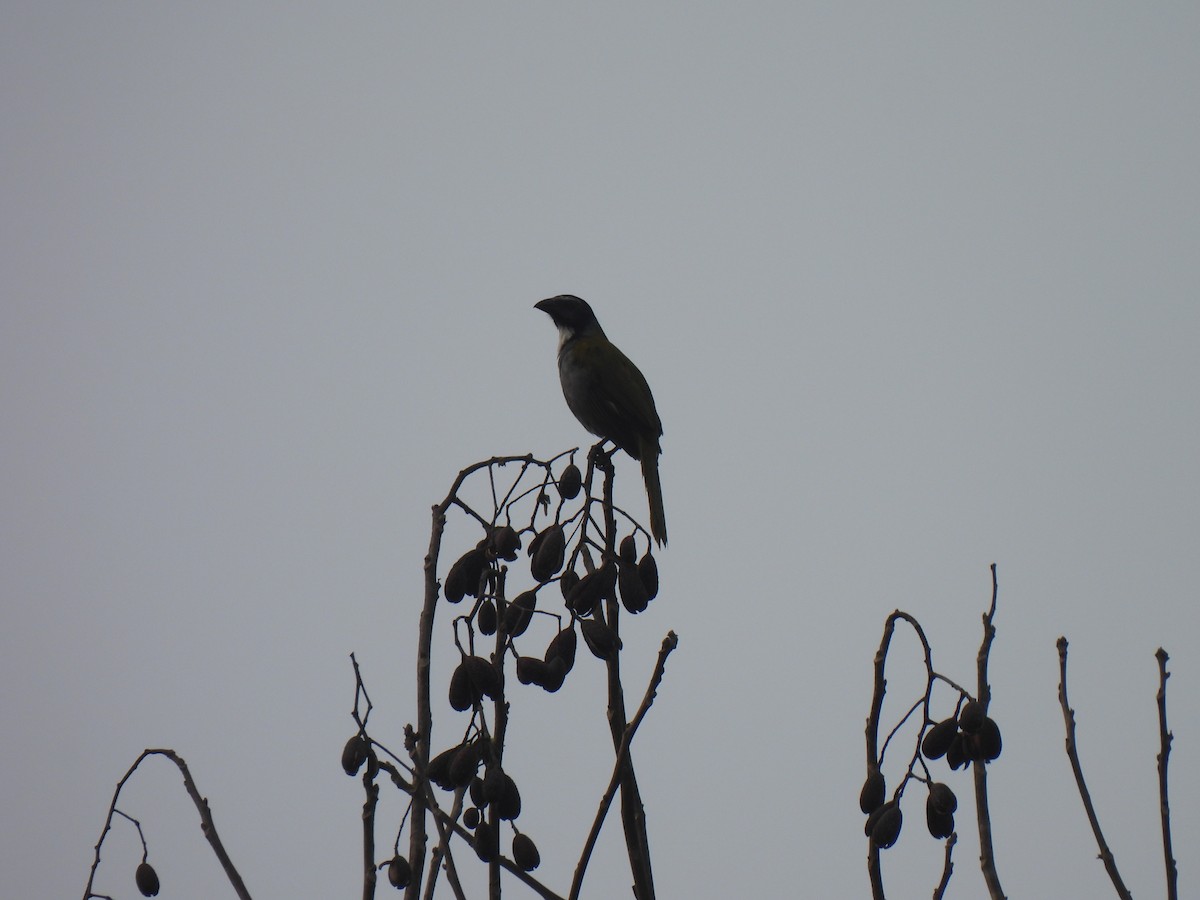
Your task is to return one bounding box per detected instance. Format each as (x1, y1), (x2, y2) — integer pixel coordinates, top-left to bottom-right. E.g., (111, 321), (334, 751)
(570, 632), (678, 900)
(82, 749), (251, 900)
(1155, 648), (1178, 900)
(974, 564), (1005, 900)
(1056, 637), (1132, 900)
(933, 833), (957, 900)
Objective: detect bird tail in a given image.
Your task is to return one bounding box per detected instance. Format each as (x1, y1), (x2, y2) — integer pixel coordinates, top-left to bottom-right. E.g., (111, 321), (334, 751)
(641, 451), (667, 547)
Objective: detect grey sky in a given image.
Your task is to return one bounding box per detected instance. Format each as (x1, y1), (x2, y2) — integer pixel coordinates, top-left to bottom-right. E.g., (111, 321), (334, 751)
(3, 4), (1198, 898)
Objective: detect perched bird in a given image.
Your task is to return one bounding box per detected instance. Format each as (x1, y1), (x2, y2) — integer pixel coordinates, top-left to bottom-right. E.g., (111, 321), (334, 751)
(535, 294), (667, 546)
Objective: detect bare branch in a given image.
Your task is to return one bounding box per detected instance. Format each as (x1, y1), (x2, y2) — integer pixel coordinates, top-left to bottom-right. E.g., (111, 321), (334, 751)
(933, 833), (957, 900)
(571, 632), (678, 900)
(973, 564), (1005, 900)
(83, 749), (251, 900)
(1056, 637), (1132, 900)
(1155, 648), (1178, 900)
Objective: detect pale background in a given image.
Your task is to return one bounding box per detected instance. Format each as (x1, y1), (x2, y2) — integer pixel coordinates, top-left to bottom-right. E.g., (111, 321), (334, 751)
(3, 4), (1198, 898)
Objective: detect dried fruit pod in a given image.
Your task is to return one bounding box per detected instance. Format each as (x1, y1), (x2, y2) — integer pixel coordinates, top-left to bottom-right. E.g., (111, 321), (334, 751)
(473, 820), (498, 862)
(925, 795), (955, 840)
(637, 552), (659, 600)
(496, 772), (522, 820)
(503, 590), (537, 637)
(516, 656), (549, 685)
(463, 806), (482, 829)
(565, 568), (604, 617)
(477, 599), (497, 635)
(341, 734), (370, 776)
(512, 832), (541, 871)
(946, 733), (969, 771)
(859, 767), (886, 815)
(530, 525), (566, 582)
(959, 699), (985, 734)
(558, 568), (580, 601)
(618, 562), (649, 613)
(386, 855), (412, 889)
(619, 534), (638, 564)
(977, 717), (1003, 761)
(870, 801), (903, 849)
(448, 661), (477, 711)
(428, 744), (463, 790)
(135, 862), (160, 897)
(921, 717), (958, 760)
(544, 627), (577, 672)
(445, 546), (487, 603)
(470, 776), (487, 808)
(538, 656), (568, 692)
(580, 618), (622, 660)
(489, 525), (521, 561)
(449, 740), (483, 788)
(465, 655), (501, 701)
(928, 782), (958, 815)
(558, 463), (582, 500)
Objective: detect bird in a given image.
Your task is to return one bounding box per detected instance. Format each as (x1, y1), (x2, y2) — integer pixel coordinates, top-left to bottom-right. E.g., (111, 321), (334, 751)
(535, 294), (667, 546)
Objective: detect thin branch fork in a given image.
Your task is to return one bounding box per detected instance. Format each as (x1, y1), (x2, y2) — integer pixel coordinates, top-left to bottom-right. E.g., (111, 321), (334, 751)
(570, 631), (678, 900)
(82, 748), (251, 900)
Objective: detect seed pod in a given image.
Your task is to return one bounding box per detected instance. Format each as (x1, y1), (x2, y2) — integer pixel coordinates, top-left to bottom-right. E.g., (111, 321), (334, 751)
(489, 525), (521, 561)
(516, 656), (549, 685)
(864, 801), (887, 837)
(477, 599), (497, 635)
(619, 534), (638, 564)
(503, 590), (537, 637)
(959, 699), (985, 734)
(580, 618), (622, 660)
(544, 627), (577, 672)
(921, 717), (958, 760)
(135, 862), (160, 897)
(445, 547), (487, 603)
(565, 568), (604, 617)
(530, 525), (566, 582)
(871, 801), (903, 849)
(512, 832), (541, 871)
(341, 734), (370, 776)
(859, 767), (886, 815)
(463, 806), (482, 829)
(473, 820), (498, 862)
(928, 782), (958, 815)
(637, 552), (659, 600)
(448, 660), (477, 711)
(619, 561), (649, 613)
(470, 776), (487, 808)
(428, 744), (463, 790)
(977, 717), (1002, 761)
(925, 795), (954, 840)
(496, 772), (522, 820)
(482, 764), (505, 804)
(559, 568), (580, 601)
(558, 463), (582, 500)
(946, 733), (970, 771)
(537, 655), (568, 692)
(386, 855), (412, 889)
(465, 655), (501, 701)
(449, 740), (482, 788)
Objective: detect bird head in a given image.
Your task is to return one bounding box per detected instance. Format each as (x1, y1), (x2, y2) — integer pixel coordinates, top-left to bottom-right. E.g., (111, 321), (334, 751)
(534, 295), (606, 346)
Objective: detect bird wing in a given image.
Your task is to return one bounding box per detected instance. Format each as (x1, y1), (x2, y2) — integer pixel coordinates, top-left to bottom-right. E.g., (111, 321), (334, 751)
(563, 339), (662, 460)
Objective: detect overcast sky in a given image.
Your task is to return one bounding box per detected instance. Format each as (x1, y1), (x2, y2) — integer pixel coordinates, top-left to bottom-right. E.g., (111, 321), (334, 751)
(4, 4), (1199, 898)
